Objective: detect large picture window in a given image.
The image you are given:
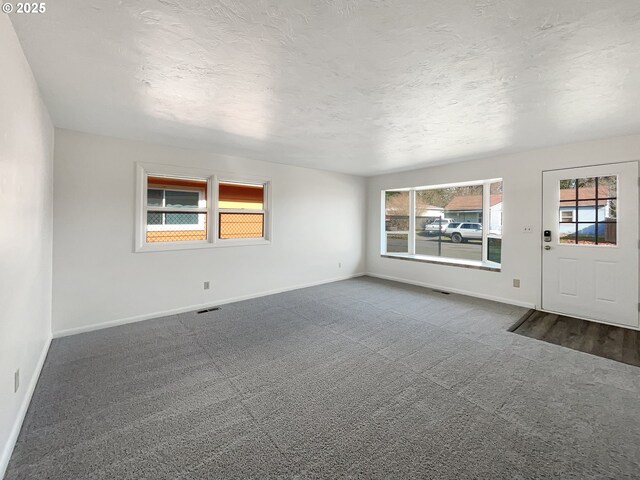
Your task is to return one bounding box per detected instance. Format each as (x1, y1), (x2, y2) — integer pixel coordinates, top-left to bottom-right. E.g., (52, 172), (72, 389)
(136, 163), (271, 252)
(382, 179), (503, 268)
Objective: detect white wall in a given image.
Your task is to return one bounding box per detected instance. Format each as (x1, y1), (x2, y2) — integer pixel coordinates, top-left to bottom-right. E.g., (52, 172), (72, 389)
(0, 15), (54, 477)
(52, 129), (366, 335)
(367, 134), (640, 308)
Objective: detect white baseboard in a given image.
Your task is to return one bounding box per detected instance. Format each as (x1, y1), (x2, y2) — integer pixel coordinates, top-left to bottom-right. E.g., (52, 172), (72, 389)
(53, 273), (366, 338)
(366, 272), (536, 309)
(0, 335), (52, 479)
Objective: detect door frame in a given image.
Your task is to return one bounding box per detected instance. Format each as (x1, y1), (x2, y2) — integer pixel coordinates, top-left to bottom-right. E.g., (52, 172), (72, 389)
(539, 160), (640, 330)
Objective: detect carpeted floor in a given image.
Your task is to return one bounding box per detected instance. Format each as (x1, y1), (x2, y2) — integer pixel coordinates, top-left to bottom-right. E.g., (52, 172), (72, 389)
(5, 277), (640, 479)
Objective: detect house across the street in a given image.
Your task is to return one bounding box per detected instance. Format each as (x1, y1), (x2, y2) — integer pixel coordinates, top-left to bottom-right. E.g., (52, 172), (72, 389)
(444, 194), (503, 231)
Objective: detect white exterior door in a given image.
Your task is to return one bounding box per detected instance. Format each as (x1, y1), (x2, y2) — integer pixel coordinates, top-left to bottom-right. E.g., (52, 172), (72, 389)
(542, 162), (639, 329)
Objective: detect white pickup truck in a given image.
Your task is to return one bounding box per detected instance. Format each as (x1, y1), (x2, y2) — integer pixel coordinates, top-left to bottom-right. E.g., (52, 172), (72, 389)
(424, 218), (455, 235)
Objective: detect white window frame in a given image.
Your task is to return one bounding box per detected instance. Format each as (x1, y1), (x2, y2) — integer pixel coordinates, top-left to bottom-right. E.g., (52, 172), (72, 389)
(381, 178), (502, 270)
(135, 162), (272, 252)
(381, 188), (413, 255)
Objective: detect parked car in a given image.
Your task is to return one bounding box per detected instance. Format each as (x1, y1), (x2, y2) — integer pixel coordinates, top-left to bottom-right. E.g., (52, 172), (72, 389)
(446, 222), (482, 243)
(442, 222), (461, 236)
(424, 218), (455, 235)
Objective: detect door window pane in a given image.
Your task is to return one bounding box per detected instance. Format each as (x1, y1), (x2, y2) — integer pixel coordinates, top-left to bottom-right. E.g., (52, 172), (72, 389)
(583, 200), (614, 222)
(558, 176), (616, 246)
(559, 224), (577, 244)
(577, 201), (597, 222)
(598, 176), (617, 198)
(559, 179), (577, 200)
(601, 199), (617, 221)
(576, 178), (596, 199)
(576, 223), (597, 244)
(598, 223), (617, 245)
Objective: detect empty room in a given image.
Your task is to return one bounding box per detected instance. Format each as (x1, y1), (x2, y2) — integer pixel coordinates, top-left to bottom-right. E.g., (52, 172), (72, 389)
(1, 1), (640, 478)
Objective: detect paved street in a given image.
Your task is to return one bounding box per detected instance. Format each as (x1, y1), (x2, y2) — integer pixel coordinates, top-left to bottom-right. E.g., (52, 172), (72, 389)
(387, 233), (482, 261)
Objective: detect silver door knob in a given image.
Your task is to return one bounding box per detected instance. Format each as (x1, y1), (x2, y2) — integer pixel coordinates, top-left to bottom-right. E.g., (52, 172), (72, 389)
(544, 245), (551, 250)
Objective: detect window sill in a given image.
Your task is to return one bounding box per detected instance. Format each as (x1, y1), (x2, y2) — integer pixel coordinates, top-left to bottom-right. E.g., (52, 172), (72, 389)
(135, 239), (271, 253)
(381, 253), (501, 272)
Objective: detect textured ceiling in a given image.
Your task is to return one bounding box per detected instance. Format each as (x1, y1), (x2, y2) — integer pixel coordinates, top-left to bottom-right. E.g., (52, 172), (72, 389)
(10, 1), (640, 175)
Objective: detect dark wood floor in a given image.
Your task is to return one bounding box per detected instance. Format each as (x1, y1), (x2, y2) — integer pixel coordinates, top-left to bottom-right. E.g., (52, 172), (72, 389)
(513, 310), (640, 367)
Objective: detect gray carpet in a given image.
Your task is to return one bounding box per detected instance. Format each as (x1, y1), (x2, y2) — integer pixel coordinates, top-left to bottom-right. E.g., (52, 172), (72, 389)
(5, 277), (640, 479)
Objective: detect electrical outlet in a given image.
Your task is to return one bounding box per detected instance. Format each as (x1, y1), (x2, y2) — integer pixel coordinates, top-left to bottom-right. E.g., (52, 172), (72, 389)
(14, 369), (19, 393)
(338, 262), (342, 268)
(203, 281), (210, 290)
(522, 226), (533, 234)
(513, 279), (521, 288)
